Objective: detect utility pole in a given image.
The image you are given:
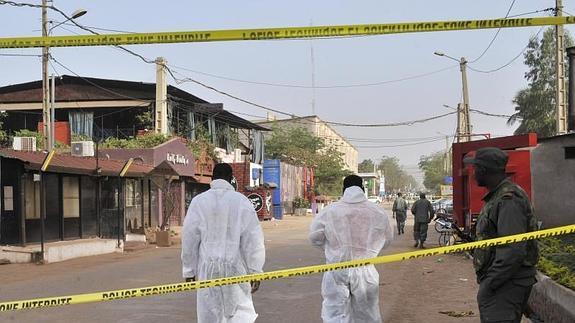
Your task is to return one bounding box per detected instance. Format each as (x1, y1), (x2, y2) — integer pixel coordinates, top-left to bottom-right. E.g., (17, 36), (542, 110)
(459, 57), (472, 142)
(155, 57), (168, 134)
(42, 0), (52, 150)
(556, 0), (568, 134)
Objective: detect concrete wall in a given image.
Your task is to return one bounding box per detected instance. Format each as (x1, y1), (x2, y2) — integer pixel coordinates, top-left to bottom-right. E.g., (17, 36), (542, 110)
(529, 273), (575, 323)
(531, 135), (575, 228)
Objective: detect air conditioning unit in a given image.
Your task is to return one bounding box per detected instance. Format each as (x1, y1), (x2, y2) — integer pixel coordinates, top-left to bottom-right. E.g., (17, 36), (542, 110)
(234, 149), (243, 163)
(12, 137), (36, 151)
(71, 141), (95, 157)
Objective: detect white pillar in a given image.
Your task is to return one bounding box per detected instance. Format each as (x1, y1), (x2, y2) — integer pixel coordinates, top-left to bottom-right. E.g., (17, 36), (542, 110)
(155, 57), (168, 134)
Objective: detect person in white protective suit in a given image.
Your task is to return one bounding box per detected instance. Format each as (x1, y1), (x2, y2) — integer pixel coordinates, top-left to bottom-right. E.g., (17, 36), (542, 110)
(309, 175), (394, 323)
(181, 163), (266, 323)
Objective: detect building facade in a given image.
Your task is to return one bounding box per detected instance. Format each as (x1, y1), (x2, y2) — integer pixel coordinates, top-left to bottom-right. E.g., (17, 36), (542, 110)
(256, 115), (358, 173)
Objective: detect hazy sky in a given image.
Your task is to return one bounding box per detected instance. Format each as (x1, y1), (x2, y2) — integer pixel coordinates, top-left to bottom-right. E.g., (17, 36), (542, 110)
(1, 0), (574, 176)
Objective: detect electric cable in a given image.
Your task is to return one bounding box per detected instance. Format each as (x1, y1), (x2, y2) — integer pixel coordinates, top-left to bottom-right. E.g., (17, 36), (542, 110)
(470, 0), (517, 63)
(468, 26), (545, 73)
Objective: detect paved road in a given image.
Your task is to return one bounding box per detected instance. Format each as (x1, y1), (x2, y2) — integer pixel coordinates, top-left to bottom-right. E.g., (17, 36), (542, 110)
(0, 205), (483, 322)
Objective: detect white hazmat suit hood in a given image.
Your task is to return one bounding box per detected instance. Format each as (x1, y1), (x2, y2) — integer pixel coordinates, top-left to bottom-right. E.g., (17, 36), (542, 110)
(182, 179), (265, 323)
(310, 186), (393, 323)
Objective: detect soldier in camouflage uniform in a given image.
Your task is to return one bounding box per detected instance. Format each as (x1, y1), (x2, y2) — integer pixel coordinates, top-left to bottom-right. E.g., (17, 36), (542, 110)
(392, 192), (408, 235)
(410, 192), (434, 249)
(464, 147), (539, 323)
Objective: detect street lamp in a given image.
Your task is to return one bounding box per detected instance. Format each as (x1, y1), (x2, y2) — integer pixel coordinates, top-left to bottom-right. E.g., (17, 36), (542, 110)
(42, 5), (87, 151)
(49, 9), (88, 32)
(434, 51), (472, 142)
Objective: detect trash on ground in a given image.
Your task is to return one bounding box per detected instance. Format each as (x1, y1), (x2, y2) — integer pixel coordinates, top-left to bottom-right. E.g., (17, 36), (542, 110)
(439, 310), (475, 317)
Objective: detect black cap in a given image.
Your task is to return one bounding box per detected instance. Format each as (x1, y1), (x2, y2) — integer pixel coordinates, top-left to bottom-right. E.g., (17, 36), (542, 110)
(463, 147), (508, 170)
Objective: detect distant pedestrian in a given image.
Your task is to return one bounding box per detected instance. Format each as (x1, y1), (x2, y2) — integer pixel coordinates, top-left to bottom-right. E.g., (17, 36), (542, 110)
(464, 147), (539, 323)
(411, 193), (434, 249)
(309, 175), (393, 323)
(181, 163), (266, 323)
(392, 192), (408, 235)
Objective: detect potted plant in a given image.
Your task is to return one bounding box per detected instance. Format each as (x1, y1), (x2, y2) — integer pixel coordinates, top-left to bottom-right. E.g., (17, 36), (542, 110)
(293, 197), (310, 216)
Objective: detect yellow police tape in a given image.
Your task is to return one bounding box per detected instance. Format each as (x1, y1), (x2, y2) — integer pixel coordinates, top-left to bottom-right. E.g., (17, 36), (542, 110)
(0, 224), (573, 312)
(1, 16), (575, 49)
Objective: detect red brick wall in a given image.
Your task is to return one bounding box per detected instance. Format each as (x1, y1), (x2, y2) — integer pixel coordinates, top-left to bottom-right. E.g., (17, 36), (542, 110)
(230, 162), (250, 190)
(231, 162), (272, 220)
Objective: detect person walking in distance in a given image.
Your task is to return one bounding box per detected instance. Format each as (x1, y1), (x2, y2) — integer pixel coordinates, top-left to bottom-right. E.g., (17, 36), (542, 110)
(392, 192), (408, 235)
(411, 193), (434, 249)
(309, 175), (394, 323)
(464, 147), (539, 323)
(181, 163), (266, 323)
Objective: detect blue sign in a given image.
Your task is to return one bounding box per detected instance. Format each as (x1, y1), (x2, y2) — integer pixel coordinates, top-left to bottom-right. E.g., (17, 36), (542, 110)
(443, 176), (453, 185)
(252, 168), (261, 181)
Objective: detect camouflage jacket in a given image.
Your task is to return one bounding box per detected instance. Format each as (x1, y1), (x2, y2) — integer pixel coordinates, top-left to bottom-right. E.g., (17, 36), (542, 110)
(473, 179), (539, 289)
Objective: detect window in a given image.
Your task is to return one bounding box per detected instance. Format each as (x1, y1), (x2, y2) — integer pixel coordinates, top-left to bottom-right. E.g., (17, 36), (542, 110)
(565, 147), (575, 159)
(3, 186), (13, 211)
(25, 177), (41, 219)
(62, 177), (80, 218)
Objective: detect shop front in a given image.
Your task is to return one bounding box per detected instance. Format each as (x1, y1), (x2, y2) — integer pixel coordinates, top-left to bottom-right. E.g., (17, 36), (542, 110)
(101, 137), (207, 229)
(0, 150), (153, 247)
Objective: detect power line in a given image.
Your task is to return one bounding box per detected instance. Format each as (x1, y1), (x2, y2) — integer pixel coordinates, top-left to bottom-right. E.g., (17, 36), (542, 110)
(354, 137), (446, 148)
(346, 135), (446, 143)
(42, 5), (463, 129)
(0, 53), (41, 57)
(50, 13), (459, 90)
(53, 21), (138, 34)
(167, 63), (459, 89)
(469, 0), (517, 63)
(468, 26), (545, 73)
(325, 111), (456, 127)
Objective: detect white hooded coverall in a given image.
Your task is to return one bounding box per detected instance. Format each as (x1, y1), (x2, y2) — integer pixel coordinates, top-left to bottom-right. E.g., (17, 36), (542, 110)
(309, 186), (393, 323)
(182, 179), (266, 323)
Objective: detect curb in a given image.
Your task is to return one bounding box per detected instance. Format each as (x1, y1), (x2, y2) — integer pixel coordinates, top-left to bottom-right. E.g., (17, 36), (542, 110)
(528, 272), (575, 323)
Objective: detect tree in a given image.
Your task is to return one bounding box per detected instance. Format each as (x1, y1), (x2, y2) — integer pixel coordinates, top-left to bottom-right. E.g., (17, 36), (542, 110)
(377, 156), (417, 193)
(358, 159), (375, 173)
(509, 28), (574, 137)
(418, 152), (449, 194)
(265, 126), (350, 196)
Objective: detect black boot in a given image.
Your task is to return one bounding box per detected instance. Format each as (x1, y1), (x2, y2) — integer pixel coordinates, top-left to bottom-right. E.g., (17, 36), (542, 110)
(413, 240), (419, 248)
(419, 242), (425, 249)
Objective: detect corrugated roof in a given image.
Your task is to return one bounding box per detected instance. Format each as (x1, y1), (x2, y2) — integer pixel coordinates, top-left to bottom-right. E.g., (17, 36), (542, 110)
(0, 149), (154, 177)
(0, 75), (268, 131)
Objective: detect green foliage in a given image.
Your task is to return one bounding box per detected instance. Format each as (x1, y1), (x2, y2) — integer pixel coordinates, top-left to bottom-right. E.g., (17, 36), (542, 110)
(264, 125), (350, 196)
(293, 196), (311, 209)
(0, 112), (8, 146)
(538, 235), (575, 290)
(419, 151), (449, 193)
(509, 28), (574, 137)
(187, 124), (219, 161)
(14, 129), (44, 150)
(100, 133), (171, 149)
(135, 110), (154, 129)
(71, 133), (91, 142)
(265, 125), (324, 166)
(377, 156), (418, 193)
(358, 159), (375, 173)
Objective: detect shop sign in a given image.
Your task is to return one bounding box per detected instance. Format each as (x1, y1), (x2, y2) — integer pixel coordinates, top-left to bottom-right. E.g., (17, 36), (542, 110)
(167, 153), (189, 165)
(247, 193), (263, 212)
